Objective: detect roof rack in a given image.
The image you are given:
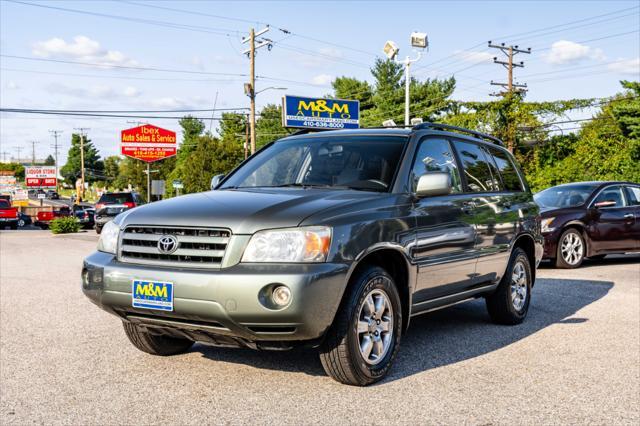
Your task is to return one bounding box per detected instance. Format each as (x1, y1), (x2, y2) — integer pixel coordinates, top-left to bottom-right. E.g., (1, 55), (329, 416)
(412, 122), (505, 146)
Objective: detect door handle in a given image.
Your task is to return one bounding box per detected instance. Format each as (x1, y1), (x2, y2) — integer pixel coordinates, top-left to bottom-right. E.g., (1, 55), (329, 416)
(461, 201), (475, 214)
(624, 213), (634, 219)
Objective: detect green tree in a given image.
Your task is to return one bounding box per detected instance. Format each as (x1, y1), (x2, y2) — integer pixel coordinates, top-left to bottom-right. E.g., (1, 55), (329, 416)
(44, 155), (55, 166)
(0, 162), (25, 179)
(256, 104), (288, 150)
(331, 77), (374, 111)
(103, 156), (121, 184)
(60, 133), (103, 186)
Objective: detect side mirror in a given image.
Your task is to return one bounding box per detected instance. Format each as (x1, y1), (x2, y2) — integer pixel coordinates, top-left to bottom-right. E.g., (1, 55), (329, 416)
(416, 172), (452, 198)
(210, 174), (225, 190)
(594, 200), (616, 208)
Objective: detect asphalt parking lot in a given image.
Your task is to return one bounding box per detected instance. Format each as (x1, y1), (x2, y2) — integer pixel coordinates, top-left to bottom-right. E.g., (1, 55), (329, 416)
(1, 230), (638, 425)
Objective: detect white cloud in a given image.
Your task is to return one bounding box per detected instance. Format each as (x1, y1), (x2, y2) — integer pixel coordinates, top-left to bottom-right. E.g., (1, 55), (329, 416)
(545, 40), (604, 65)
(318, 47), (343, 58)
(310, 74), (334, 86)
(608, 57), (640, 75)
(191, 56), (204, 70)
(32, 35), (138, 67)
(6, 81), (19, 89)
(454, 50), (494, 64)
(123, 86), (141, 97)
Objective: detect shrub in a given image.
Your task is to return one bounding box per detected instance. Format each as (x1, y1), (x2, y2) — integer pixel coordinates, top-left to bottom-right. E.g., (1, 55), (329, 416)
(50, 216), (81, 234)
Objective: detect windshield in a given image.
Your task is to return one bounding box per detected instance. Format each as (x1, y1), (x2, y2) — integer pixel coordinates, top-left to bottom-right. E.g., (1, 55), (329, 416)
(220, 136), (407, 192)
(98, 193), (134, 204)
(534, 183), (599, 208)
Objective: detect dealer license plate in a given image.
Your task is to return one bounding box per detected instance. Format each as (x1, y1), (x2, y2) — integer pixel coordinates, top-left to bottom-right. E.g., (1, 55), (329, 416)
(132, 280), (173, 311)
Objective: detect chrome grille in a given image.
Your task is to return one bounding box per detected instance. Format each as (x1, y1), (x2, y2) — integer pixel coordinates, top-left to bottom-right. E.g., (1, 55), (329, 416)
(118, 226), (231, 268)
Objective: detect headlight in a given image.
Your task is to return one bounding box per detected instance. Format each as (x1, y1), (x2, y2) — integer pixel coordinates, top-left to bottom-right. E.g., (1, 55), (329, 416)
(97, 220), (120, 254)
(541, 217), (556, 233)
(242, 226), (331, 263)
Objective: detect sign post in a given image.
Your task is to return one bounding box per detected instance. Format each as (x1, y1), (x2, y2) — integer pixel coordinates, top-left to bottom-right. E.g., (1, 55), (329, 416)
(120, 124), (177, 203)
(282, 95), (360, 130)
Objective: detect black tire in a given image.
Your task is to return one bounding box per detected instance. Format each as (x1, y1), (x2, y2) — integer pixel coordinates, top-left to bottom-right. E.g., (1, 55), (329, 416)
(319, 265), (402, 386)
(9, 224), (18, 230)
(486, 247), (532, 325)
(122, 322), (193, 356)
(95, 225), (102, 234)
(554, 228), (585, 269)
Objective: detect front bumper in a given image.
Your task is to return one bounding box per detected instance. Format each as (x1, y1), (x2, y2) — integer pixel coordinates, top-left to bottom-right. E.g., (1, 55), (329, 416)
(82, 251), (349, 346)
(542, 229), (561, 259)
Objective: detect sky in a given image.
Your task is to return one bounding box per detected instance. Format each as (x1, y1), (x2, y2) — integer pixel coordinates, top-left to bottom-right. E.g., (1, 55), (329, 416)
(1, 0), (639, 164)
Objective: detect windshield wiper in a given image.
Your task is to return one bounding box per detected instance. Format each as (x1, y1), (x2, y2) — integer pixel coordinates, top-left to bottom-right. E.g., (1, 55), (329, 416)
(265, 183), (334, 189)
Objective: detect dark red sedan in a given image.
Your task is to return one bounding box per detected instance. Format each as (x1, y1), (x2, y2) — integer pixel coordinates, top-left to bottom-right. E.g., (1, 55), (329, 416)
(534, 181), (640, 268)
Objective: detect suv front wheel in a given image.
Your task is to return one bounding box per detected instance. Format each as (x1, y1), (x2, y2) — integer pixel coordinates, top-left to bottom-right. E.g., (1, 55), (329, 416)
(319, 265), (402, 386)
(123, 322), (193, 356)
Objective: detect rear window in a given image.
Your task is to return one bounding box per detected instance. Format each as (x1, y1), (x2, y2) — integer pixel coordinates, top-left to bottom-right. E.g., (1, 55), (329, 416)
(453, 140), (501, 192)
(0, 200), (10, 208)
(98, 193), (134, 204)
(486, 147), (524, 192)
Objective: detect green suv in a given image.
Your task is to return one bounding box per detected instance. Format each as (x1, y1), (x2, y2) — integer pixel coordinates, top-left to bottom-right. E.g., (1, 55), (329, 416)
(82, 123), (542, 386)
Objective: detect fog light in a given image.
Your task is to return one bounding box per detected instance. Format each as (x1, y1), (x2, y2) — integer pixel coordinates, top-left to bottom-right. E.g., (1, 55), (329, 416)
(272, 286), (291, 307)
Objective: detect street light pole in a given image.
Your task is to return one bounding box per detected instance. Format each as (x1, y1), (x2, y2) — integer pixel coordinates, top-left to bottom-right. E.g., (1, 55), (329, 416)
(396, 52), (421, 126)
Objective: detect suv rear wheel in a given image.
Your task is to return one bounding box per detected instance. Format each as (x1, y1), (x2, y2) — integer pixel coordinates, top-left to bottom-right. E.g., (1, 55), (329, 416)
(486, 247), (532, 325)
(122, 322), (193, 356)
(319, 265), (402, 386)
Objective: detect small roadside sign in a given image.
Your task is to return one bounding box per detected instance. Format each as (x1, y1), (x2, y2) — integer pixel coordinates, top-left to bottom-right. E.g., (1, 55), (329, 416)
(37, 193), (46, 199)
(172, 180), (183, 189)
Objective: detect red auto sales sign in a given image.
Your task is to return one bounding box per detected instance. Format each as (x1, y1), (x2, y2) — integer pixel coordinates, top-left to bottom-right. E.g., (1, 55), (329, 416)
(121, 124), (177, 162)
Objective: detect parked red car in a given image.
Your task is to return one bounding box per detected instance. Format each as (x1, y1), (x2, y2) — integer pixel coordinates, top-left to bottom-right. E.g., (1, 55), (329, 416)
(34, 207), (71, 229)
(0, 199), (19, 229)
(534, 181), (640, 268)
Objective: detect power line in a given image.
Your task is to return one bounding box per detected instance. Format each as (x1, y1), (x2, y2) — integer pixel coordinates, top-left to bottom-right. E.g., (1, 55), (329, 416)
(6, 107), (250, 114)
(0, 109), (253, 120)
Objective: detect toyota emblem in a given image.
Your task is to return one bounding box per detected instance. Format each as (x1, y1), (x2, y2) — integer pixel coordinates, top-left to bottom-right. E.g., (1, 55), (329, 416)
(157, 235), (178, 254)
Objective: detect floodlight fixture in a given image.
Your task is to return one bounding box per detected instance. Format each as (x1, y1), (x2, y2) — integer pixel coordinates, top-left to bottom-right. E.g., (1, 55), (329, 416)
(383, 41), (399, 60)
(382, 119), (396, 127)
(410, 32), (428, 49)
(410, 117), (423, 125)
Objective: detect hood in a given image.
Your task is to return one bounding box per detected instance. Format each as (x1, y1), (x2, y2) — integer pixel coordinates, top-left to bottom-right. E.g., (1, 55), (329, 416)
(118, 188), (382, 234)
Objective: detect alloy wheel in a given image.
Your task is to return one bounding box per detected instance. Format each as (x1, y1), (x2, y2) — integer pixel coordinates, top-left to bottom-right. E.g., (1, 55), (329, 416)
(356, 288), (394, 365)
(510, 260), (528, 311)
(561, 232), (583, 266)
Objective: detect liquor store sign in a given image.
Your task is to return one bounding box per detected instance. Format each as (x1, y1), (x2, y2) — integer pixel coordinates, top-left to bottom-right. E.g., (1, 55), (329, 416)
(25, 166), (57, 188)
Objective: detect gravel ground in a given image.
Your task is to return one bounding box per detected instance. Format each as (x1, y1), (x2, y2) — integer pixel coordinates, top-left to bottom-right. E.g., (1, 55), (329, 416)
(1, 230), (638, 425)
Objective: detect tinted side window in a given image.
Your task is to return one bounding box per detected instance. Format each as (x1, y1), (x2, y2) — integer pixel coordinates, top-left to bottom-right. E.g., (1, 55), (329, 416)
(487, 147), (524, 192)
(411, 138), (462, 193)
(453, 141), (500, 192)
(593, 186), (627, 207)
(625, 186), (640, 206)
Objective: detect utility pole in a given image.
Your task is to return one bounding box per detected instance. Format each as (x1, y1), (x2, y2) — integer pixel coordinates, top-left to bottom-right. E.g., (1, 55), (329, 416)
(74, 127), (90, 200)
(13, 146), (23, 164)
(29, 141), (39, 164)
(49, 130), (63, 192)
(242, 26), (271, 155)
(488, 41), (531, 151)
(244, 113), (249, 160)
(1, 151), (9, 163)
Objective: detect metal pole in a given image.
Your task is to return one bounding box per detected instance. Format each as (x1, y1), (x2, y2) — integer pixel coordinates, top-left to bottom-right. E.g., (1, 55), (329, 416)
(404, 57), (410, 126)
(146, 162), (150, 203)
(80, 133), (85, 197)
(249, 28), (256, 155)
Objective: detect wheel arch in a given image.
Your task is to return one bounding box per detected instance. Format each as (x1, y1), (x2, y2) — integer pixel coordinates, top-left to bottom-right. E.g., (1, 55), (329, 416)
(559, 220), (593, 257)
(512, 233), (537, 285)
(345, 246), (415, 332)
